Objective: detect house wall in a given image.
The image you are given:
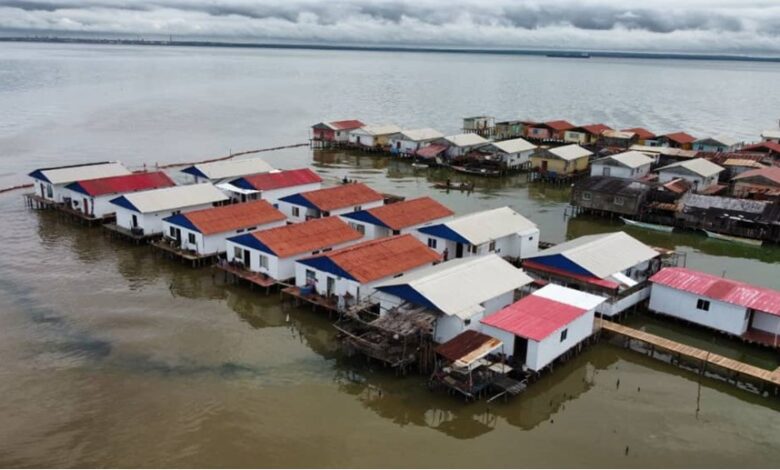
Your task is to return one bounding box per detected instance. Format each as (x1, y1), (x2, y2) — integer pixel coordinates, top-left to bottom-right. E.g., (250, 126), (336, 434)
(412, 229), (539, 261)
(165, 219), (286, 255)
(751, 311), (780, 335)
(531, 155), (588, 174)
(313, 128), (335, 142)
(496, 149), (534, 169)
(344, 216), (454, 241)
(658, 170), (717, 191)
(388, 136), (435, 155)
(693, 142), (735, 152)
(526, 127), (551, 139)
(333, 129), (351, 143)
(648, 284), (749, 335)
(63, 189), (119, 218)
(597, 286), (650, 317)
(563, 131), (588, 145)
(114, 203), (216, 235)
(262, 183), (322, 206)
(526, 310), (595, 371)
(434, 310), (486, 344)
(348, 131), (376, 148)
(590, 162), (651, 179)
(571, 187), (645, 217)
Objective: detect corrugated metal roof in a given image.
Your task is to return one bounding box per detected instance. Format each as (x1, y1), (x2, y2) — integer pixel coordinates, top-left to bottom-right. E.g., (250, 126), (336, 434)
(330, 120), (365, 130)
(30, 162), (131, 185)
(733, 166), (780, 185)
(184, 157), (274, 180)
(578, 123), (612, 135)
(295, 183), (384, 212)
(488, 138), (536, 154)
(544, 120), (575, 131)
(694, 135), (739, 147)
(630, 145), (699, 158)
(650, 267), (780, 316)
(622, 127), (656, 140)
(548, 144), (593, 161)
(434, 330), (503, 366)
(657, 158), (724, 178)
(681, 193), (768, 214)
(442, 133), (489, 147)
(527, 232), (659, 279)
(603, 130), (636, 140)
(344, 197), (453, 230)
(171, 200), (285, 235)
(481, 285), (604, 341)
(442, 207), (537, 246)
(352, 124), (402, 136)
(760, 129), (780, 140)
(740, 142), (780, 154)
(66, 171), (175, 197)
(236, 168), (322, 191)
(662, 132), (697, 144)
(596, 151), (653, 169)
(306, 234), (440, 283)
(110, 183), (228, 213)
(247, 216), (362, 257)
(375, 255), (533, 319)
(416, 144), (448, 158)
(398, 128), (444, 142)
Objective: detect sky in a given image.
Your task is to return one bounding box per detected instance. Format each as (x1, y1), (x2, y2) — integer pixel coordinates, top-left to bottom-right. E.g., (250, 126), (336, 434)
(1, 0), (779, 55)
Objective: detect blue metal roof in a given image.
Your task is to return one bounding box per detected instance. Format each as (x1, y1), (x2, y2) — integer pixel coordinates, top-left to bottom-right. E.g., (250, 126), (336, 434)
(163, 213), (200, 233)
(109, 195), (139, 212)
(230, 177), (255, 190)
(340, 209), (388, 228)
(279, 192), (317, 210)
(374, 284), (440, 312)
(65, 181), (89, 196)
(528, 254), (596, 277)
(28, 169), (51, 183)
(181, 166), (207, 179)
(227, 233), (277, 255)
(297, 256), (356, 281)
(417, 224), (471, 245)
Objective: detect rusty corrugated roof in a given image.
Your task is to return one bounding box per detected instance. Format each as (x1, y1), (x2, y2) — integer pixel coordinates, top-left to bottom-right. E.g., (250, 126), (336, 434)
(544, 120), (575, 131)
(622, 127), (656, 140)
(361, 197), (453, 230)
(301, 183), (384, 212)
(183, 200), (286, 235)
(253, 216), (362, 258)
(330, 120), (365, 130)
(662, 132), (696, 144)
(434, 330), (502, 364)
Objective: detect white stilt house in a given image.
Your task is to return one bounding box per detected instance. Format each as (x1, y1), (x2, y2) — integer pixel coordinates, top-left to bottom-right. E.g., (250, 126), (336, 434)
(339, 196), (454, 240)
(220, 168), (323, 204)
(62, 171), (175, 220)
(278, 183), (385, 223)
(109, 183), (229, 237)
(28, 161), (131, 204)
(180, 157), (274, 184)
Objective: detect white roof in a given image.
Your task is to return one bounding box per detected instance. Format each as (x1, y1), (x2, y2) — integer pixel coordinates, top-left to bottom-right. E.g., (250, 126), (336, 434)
(657, 158), (724, 178)
(629, 145), (699, 158)
(442, 133), (489, 148)
(694, 135), (739, 147)
(113, 183), (228, 213)
(444, 206), (538, 245)
(596, 151), (654, 169)
(375, 255), (533, 319)
(548, 144), (593, 161)
(216, 182), (259, 195)
(761, 129), (780, 140)
(528, 232), (659, 279)
(602, 130), (636, 139)
(533, 284), (606, 311)
(397, 128), (444, 142)
(488, 138), (537, 154)
(34, 162), (131, 185)
(353, 124), (402, 136)
(186, 157), (274, 180)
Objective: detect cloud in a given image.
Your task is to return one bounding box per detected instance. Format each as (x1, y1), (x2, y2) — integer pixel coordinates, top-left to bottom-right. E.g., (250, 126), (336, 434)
(0, 0), (779, 54)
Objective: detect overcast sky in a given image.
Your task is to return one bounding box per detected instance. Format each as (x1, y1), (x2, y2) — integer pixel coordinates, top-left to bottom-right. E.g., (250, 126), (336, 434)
(1, 0), (779, 55)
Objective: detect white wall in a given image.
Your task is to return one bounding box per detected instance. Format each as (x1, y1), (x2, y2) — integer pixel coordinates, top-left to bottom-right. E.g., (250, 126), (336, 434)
(279, 199), (383, 223)
(591, 163), (651, 179)
(499, 149), (534, 169)
(526, 310), (595, 371)
(165, 219), (286, 255)
(388, 137), (432, 155)
(114, 202), (216, 235)
(412, 229), (539, 261)
(597, 286), (650, 317)
(751, 311), (780, 335)
(262, 183), (321, 206)
(658, 169), (717, 190)
(348, 131), (376, 147)
(434, 309), (487, 344)
(648, 284), (749, 335)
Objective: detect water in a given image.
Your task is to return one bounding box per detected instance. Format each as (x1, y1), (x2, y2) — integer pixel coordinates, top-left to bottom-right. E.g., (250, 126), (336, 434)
(1, 42), (779, 467)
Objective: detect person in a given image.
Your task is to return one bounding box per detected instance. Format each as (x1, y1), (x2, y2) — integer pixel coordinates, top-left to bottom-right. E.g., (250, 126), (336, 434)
(342, 175), (349, 184)
(446, 178), (451, 188)
(442, 247), (449, 261)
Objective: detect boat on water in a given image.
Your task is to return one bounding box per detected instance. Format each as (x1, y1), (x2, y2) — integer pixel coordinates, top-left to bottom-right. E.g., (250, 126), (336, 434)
(546, 52), (591, 59)
(451, 165), (501, 177)
(432, 181), (475, 191)
(411, 162), (429, 169)
(703, 230), (763, 246)
(620, 217), (674, 233)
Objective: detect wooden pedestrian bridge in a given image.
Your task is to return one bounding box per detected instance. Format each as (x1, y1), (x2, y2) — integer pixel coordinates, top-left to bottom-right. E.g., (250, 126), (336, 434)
(600, 320), (780, 392)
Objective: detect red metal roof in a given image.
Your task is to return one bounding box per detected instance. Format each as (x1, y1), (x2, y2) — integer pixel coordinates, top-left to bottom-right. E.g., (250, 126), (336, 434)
(74, 171), (175, 196)
(364, 197), (453, 230)
(741, 142), (780, 154)
(241, 168), (322, 191)
(662, 132), (696, 144)
(330, 120), (365, 130)
(522, 260), (620, 290)
(416, 144), (448, 159)
(579, 124), (612, 135)
(621, 127), (656, 140)
(544, 120), (576, 131)
(482, 294), (587, 341)
(302, 183), (384, 212)
(650, 267), (780, 316)
(316, 234), (440, 283)
(184, 200), (286, 235)
(733, 166), (780, 186)
(252, 216), (362, 258)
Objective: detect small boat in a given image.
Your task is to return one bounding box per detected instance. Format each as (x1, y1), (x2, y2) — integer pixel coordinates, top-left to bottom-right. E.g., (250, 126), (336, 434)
(451, 165), (501, 177)
(432, 181), (475, 191)
(411, 162), (429, 169)
(704, 230), (763, 246)
(620, 217), (674, 233)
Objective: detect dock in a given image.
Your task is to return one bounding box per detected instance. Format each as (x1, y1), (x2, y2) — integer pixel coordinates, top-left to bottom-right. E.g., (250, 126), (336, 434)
(600, 320), (780, 392)
(102, 222), (161, 244)
(281, 285), (339, 315)
(215, 262), (283, 292)
(150, 239), (218, 267)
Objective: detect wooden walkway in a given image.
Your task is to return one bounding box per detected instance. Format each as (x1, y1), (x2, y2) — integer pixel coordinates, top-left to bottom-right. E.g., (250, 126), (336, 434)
(601, 320), (780, 388)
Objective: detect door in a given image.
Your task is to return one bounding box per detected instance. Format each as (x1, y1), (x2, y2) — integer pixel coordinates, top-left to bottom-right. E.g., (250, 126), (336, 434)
(455, 243), (464, 258)
(602, 166), (611, 176)
(243, 249), (251, 267)
(513, 336), (528, 365)
(541, 160), (548, 172)
(175, 228), (182, 245)
(83, 198), (89, 215)
(326, 277), (336, 297)
(131, 214), (139, 228)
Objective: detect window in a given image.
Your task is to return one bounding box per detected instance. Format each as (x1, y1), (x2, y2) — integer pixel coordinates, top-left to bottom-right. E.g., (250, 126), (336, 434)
(392, 230), (401, 235)
(696, 299), (710, 311)
(489, 241), (496, 252)
(602, 167), (611, 176)
(237, 228), (245, 234)
(560, 329), (568, 342)
(292, 207), (300, 217)
(469, 245), (478, 254)
(188, 233), (196, 244)
(305, 269), (316, 284)
(582, 191), (592, 201)
(349, 222), (365, 235)
(427, 238), (437, 249)
(259, 254), (269, 269)
(312, 250), (320, 255)
(354, 205), (362, 211)
(464, 319), (471, 326)
(247, 226), (257, 231)
(233, 246), (242, 259)
(169, 226), (176, 237)
(46, 184), (53, 198)
(322, 247), (332, 252)
(614, 196), (625, 206)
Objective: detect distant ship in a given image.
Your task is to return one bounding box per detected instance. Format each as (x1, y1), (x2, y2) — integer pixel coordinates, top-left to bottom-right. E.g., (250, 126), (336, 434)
(546, 52), (591, 59)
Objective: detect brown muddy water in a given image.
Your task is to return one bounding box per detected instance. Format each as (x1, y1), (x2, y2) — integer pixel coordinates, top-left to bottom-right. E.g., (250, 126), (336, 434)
(1, 43), (779, 467)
